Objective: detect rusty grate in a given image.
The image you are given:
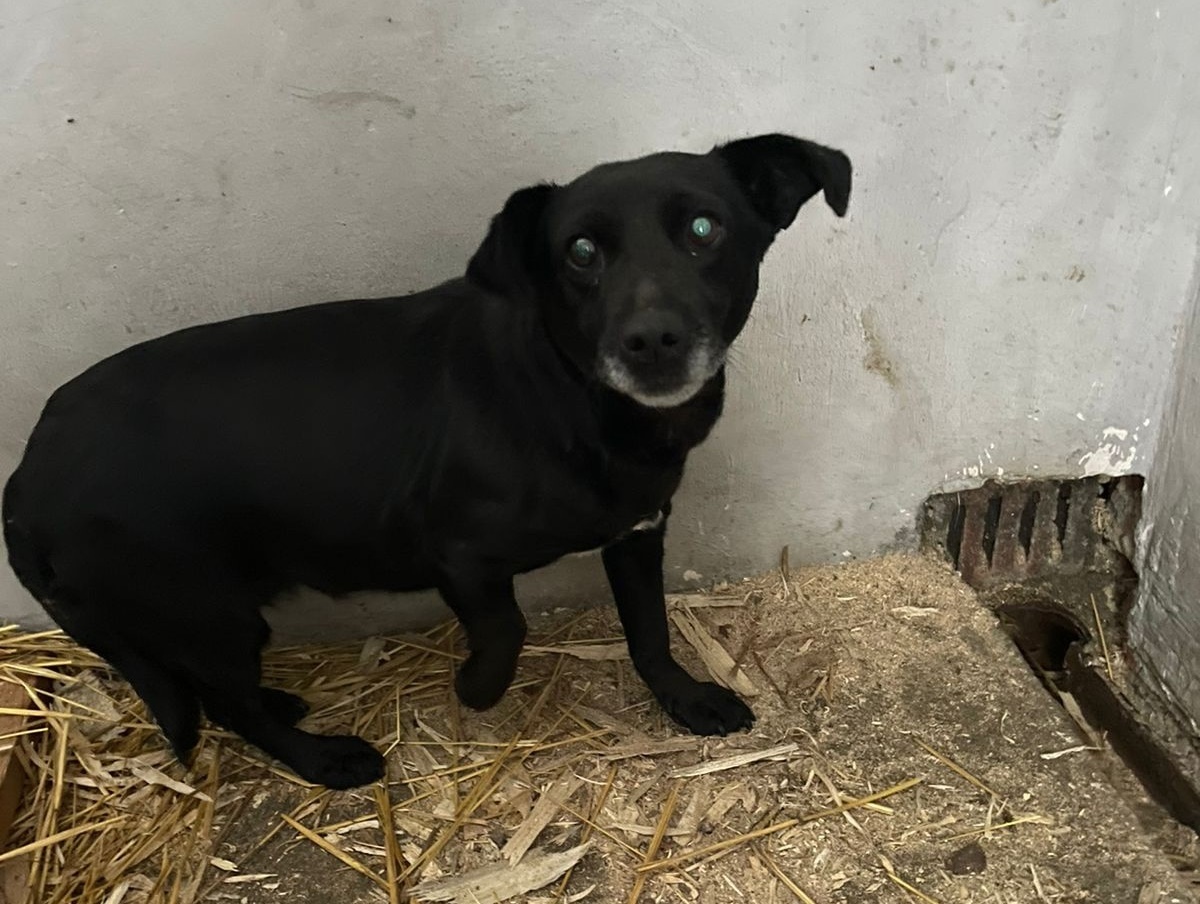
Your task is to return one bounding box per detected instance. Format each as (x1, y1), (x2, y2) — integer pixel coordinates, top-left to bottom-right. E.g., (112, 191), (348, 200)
(919, 475), (1200, 831)
(920, 476), (1142, 588)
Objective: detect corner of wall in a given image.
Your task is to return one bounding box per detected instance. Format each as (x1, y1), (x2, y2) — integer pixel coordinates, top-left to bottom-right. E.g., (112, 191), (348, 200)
(1129, 254), (1200, 726)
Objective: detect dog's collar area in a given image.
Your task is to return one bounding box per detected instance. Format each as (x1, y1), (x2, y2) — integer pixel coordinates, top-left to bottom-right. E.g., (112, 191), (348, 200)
(630, 510), (665, 532)
(569, 511), (666, 559)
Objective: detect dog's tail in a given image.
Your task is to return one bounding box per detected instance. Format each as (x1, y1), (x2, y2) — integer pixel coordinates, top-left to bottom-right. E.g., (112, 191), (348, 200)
(2, 470), (56, 601)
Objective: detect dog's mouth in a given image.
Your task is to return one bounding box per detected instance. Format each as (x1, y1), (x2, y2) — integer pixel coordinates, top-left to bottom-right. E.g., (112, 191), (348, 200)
(598, 340), (725, 409)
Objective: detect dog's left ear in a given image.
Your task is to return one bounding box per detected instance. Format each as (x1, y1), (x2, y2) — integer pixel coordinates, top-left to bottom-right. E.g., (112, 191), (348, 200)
(713, 134), (852, 231)
(466, 183), (558, 297)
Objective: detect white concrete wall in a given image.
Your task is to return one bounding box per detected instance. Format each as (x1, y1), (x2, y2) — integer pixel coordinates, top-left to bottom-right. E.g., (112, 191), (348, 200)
(2, 0), (1198, 638)
(1132, 277), (1200, 726)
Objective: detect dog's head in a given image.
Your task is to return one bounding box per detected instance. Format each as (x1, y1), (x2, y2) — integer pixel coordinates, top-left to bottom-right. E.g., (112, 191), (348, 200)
(467, 134), (851, 408)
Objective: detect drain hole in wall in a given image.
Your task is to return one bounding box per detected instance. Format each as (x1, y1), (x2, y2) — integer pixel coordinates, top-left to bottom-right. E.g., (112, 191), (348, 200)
(918, 477), (1200, 829)
(922, 476), (1141, 586)
(1018, 490), (1040, 559)
(921, 475), (1200, 830)
(982, 494), (1002, 567)
(997, 605), (1085, 674)
(947, 499), (966, 570)
(1055, 483), (1071, 547)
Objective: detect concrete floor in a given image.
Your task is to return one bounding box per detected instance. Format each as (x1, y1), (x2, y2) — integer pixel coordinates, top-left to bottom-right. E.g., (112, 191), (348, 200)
(8, 554), (1194, 903)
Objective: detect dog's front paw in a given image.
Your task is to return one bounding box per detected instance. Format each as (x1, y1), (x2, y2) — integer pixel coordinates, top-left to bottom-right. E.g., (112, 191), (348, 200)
(295, 735), (385, 790)
(454, 651), (517, 711)
(658, 679), (755, 736)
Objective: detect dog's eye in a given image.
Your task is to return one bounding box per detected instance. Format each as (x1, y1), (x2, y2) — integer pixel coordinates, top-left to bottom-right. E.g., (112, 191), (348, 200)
(567, 236), (598, 268)
(687, 215), (722, 249)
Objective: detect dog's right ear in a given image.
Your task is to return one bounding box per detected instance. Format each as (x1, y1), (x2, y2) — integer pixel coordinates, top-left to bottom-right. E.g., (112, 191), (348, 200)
(466, 183), (558, 297)
(714, 134), (851, 232)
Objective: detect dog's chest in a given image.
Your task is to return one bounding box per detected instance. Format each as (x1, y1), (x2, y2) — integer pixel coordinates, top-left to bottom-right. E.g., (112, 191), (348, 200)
(568, 509), (664, 558)
(554, 456), (680, 554)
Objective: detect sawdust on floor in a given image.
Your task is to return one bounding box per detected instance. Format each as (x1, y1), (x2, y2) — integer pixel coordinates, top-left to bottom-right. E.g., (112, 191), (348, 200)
(1, 553), (1197, 904)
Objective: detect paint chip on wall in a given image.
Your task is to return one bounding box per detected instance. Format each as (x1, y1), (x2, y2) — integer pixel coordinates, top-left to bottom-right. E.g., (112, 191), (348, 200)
(1078, 426), (1140, 476)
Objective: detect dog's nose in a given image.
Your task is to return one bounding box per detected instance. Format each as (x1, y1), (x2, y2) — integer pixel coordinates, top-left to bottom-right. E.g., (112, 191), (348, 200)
(620, 310), (688, 366)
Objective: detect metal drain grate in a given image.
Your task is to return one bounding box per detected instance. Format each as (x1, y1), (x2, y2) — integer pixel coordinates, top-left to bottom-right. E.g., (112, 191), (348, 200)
(921, 476), (1142, 588)
(919, 475), (1200, 831)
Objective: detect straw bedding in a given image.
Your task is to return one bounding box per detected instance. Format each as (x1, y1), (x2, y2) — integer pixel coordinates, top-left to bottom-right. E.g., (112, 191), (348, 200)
(0, 554), (1194, 903)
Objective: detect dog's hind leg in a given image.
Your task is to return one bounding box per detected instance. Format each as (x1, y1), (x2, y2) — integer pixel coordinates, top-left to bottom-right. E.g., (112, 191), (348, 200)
(47, 526), (375, 788)
(259, 687), (310, 726)
(42, 589), (202, 760)
(179, 606), (310, 726)
(198, 686), (382, 789)
(111, 648), (203, 760)
(185, 610), (383, 789)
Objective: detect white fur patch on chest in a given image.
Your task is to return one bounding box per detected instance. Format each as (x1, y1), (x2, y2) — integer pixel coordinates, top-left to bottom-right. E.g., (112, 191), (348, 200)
(568, 510), (665, 558)
(630, 510), (665, 532)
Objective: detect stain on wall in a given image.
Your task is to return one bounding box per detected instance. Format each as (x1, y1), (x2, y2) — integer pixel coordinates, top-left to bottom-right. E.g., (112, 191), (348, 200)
(860, 308), (900, 390)
(291, 89), (418, 118)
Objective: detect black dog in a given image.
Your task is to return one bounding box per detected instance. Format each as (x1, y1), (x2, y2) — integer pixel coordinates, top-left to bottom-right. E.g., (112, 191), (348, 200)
(3, 133), (850, 789)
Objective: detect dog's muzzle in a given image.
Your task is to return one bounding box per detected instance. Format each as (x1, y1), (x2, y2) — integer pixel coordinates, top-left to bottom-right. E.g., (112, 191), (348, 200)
(599, 339), (723, 408)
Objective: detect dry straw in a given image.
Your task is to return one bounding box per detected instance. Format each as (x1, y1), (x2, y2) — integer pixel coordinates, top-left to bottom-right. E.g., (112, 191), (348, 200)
(0, 560), (1064, 903)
